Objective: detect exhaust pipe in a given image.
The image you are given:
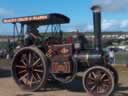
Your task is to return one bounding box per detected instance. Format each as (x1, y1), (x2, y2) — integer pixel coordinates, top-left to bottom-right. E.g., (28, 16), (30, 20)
(91, 5), (102, 51)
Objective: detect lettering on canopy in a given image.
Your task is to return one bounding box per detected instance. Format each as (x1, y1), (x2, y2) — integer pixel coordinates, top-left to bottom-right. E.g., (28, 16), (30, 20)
(3, 15), (48, 23)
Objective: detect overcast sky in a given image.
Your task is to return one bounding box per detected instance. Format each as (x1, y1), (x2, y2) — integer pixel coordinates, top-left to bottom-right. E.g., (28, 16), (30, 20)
(0, 0), (128, 35)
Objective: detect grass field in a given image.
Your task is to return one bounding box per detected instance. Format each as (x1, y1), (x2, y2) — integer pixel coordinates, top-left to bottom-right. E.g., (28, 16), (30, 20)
(0, 59), (11, 69)
(115, 51), (128, 64)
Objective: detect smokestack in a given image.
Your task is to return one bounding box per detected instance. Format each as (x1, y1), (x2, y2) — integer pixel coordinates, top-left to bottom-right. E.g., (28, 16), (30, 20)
(91, 5), (102, 51)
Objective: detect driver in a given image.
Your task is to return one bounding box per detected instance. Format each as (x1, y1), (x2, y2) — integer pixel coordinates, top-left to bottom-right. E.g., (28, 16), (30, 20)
(24, 24), (41, 46)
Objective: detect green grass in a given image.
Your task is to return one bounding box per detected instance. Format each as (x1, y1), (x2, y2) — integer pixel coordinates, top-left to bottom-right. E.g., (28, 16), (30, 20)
(115, 51), (128, 64)
(0, 59), (11, 68)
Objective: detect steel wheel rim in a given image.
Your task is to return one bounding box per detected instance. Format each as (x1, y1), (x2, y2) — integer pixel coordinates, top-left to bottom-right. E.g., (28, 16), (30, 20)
(83, 66), (114, 96)
(12, 48), (47, 91)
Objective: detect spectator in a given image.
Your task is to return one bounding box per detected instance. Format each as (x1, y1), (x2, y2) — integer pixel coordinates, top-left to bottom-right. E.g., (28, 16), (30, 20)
(108, 48), (115, 64)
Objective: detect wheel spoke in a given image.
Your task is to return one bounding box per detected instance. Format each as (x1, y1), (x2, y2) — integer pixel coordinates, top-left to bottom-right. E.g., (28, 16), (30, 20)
(28, 75), (33, 88)
(25, 73), (29, 85)
(34, 69), (44, 73)
(32, 73), (37, 81)
(96, 86), (104, 94)
(87, 80), (95, 85)
(33, 58), (41, 66)
(100, 73), (106, 80)
(91, 72), (97, 79)
(20, 60), (27, 67)
(21, 54), (28, 64)
(88, 73), (95, 81)
(91, 84), (97, 91)
(103, 78), (110, 82)
(36, 73), (41, 80)
(36, 64), (43, 67)
(28, 52), (32, 65)
(18, 70), (27, 74)
(102, 83), (110, 89)
(16, 65), (26, 69)
(19, 73), (28, 81)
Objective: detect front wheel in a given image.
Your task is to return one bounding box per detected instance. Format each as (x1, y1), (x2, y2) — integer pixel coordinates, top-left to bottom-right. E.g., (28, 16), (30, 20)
(82, 66), (115, 96)
(12, 47), (48, 92)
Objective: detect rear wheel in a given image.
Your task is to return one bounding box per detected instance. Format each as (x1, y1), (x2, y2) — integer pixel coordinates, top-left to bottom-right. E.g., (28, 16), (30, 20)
(82, 66), (114, 96)
(12, 47), (48, 92)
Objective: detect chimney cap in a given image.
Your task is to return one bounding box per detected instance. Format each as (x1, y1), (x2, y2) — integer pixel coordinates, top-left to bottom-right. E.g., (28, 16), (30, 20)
(91, 5), (101, 12)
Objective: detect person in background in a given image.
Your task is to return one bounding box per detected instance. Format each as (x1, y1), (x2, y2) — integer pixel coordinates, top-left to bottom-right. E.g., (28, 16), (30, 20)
(108, 48), (115, 64)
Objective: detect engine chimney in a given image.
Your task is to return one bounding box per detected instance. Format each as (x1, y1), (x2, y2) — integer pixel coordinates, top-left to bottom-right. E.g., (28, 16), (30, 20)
(91, 5), (102, 51)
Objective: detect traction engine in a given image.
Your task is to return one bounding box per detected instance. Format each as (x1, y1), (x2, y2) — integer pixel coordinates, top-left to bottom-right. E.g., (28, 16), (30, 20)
(3, 5), (118, 96)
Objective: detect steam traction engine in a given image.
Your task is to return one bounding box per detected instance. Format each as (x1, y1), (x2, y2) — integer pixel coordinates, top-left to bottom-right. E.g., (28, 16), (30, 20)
(3, 5), (118, 96)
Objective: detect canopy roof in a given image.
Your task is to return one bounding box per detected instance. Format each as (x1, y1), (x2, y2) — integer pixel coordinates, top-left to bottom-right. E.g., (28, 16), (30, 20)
(3, 13), (70, 25)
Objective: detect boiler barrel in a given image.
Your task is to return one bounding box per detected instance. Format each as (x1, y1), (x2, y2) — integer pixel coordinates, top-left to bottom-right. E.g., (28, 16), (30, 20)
(74, 52), (103, 65)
